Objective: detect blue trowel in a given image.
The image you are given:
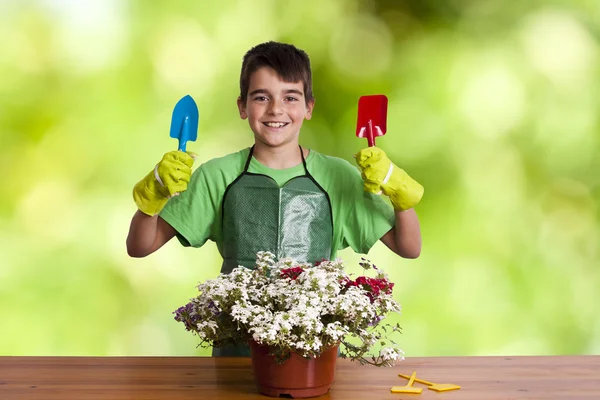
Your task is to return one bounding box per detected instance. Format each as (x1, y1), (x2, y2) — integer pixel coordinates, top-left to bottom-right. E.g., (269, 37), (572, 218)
(169, 95), (199, 152)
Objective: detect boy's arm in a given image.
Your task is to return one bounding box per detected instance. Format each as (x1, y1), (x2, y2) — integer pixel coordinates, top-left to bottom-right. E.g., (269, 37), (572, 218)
(126, 211), (177, 257)
(379, 209), (421, 259)
(126, 150), (196, 257)
(355, 147), (424, 259)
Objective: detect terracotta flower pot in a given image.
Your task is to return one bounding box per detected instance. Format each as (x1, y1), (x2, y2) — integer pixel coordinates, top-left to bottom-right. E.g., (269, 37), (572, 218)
(249, 340), (338, 398)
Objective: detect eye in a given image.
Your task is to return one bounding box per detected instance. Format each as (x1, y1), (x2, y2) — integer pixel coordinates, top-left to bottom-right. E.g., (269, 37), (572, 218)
(285, 96), (299, 102)
(253, 96), (268, 102)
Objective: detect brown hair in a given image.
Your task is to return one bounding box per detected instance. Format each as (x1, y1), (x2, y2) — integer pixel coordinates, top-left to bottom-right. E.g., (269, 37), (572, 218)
(239, 41), (314, 105)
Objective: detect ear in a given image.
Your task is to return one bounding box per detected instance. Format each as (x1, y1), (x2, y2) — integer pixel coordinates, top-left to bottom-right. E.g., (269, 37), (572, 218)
(305, 98), (315, 120)
(237, 96), (248, 119)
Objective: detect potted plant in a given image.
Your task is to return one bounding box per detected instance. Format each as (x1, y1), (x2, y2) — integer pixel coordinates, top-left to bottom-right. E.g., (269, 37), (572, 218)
(174, 251), (403, 398)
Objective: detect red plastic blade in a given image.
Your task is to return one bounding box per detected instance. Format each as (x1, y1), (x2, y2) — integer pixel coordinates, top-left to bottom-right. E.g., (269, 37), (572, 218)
(356, 95), (388, 147)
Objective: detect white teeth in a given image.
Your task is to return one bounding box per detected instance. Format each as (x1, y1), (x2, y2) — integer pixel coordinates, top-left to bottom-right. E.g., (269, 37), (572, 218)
(265, 122), (287, 128)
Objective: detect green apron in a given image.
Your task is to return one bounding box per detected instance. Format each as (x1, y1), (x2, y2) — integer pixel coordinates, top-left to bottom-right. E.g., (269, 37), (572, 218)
(213, 146), (333, 356)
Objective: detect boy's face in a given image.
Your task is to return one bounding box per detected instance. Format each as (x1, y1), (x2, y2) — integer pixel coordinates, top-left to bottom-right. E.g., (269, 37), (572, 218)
(238, 67), (314, 150)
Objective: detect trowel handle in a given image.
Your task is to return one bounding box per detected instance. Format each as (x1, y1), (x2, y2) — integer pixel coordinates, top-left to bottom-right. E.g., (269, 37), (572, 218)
(367, 120), (375, 147)
(178, 117), (190, 152)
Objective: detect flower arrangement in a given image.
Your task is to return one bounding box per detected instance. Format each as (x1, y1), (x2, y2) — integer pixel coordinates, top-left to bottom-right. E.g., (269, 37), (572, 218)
(174, 251), (404, 366)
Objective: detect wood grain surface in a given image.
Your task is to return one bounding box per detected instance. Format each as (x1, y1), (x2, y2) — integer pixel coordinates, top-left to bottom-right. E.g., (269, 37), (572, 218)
(1, 355), (599, 399)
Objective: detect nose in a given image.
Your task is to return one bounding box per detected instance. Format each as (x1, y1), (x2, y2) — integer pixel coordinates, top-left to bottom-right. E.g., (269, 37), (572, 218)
(268, 98), (284, 115)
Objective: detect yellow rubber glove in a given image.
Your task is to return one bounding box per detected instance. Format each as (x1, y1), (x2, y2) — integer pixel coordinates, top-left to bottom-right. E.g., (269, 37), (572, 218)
(133, 151), (197, 216)
(354, 147), (424, 211)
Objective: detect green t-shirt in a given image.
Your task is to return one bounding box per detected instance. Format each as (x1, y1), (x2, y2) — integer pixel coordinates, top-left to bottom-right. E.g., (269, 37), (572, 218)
(160, 148), (395, 259)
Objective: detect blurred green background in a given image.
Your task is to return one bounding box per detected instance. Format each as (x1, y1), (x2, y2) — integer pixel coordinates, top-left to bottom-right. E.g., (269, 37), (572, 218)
(1, 0), (599, 357)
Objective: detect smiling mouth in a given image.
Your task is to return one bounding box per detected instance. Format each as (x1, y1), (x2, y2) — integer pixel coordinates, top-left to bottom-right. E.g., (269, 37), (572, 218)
(262, 122), (289, 128)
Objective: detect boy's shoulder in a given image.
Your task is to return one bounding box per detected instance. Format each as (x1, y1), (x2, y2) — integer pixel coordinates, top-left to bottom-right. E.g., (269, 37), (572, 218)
(310, 150), (359, 176)
(199, 147), (250, 173)
(309, 150), (362, 191)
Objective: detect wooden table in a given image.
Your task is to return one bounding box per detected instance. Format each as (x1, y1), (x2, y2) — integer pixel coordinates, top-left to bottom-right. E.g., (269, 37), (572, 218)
(1, 356), (599, 399)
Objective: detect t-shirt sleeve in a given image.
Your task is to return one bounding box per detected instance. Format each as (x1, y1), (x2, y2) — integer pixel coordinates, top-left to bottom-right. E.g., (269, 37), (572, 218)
(159, 166), (216, 248)
(341, 168), (395, 254)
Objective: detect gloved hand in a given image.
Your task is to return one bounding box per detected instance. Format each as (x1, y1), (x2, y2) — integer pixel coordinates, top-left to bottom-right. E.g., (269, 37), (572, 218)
(354, 147), (424, 211)
(133, 151), (197, 216)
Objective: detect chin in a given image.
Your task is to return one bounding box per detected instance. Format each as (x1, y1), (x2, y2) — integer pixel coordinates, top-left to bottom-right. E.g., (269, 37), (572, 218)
(255, 134), (296, 148)
(261, 140), (289, 148)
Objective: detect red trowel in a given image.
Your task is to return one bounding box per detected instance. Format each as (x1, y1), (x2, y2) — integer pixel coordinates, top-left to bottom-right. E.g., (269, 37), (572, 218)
(356, 94), (388, 147)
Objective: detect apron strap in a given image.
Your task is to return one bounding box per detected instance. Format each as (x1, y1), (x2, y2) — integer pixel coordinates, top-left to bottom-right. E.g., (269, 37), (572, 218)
(244, 145), (255, 173)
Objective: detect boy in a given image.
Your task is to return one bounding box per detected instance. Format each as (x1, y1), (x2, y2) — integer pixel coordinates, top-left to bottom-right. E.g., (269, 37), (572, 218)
(126, 41), (423, 355)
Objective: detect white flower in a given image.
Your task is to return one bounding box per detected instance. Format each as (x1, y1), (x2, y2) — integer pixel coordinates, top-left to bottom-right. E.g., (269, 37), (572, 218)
(380, 347), (405, 362)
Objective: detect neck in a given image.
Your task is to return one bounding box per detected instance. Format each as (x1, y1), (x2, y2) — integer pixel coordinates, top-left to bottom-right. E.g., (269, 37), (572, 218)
(252, 142), (309, 169)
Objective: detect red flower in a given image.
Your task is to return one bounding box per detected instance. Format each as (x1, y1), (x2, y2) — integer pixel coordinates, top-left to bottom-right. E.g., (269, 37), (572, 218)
(344, 276), (394, 302)
(280, 267), (305, 280)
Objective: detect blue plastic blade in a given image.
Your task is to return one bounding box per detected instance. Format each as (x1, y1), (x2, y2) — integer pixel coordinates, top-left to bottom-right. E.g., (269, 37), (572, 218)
(169, 95), (199, 152)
